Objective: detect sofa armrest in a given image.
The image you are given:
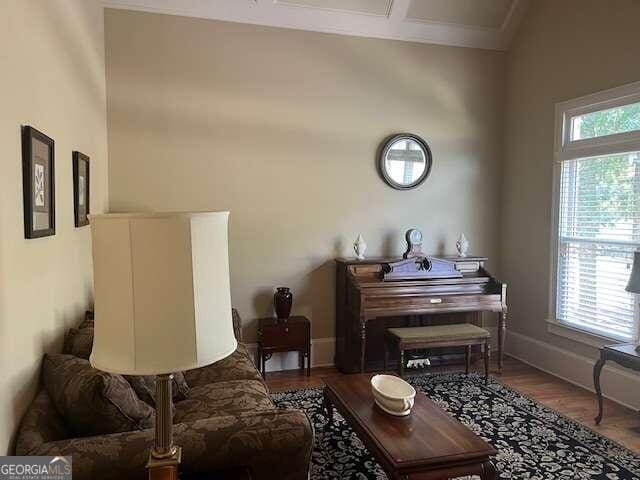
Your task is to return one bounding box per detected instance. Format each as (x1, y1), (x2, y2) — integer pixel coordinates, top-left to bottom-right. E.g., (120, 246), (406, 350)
(21, 409), (313, 480)
(15, 390), (70, 455)
(178, 409), (313, 480)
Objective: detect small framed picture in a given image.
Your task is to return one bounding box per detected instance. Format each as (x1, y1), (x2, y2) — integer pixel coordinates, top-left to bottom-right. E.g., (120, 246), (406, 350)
(22, 126), (55, 238)
(73, 151), (90, 227)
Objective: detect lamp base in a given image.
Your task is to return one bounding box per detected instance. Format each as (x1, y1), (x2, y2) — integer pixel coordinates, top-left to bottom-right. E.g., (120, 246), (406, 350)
(147, 447), (181, 480)
(152, 445), (178, 459)
(147, 446), (182, 467)
(148, 374), (181, 479)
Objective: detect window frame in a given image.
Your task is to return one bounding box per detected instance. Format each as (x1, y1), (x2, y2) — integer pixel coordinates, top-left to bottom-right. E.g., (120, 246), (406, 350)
(550, 81), (640, 345)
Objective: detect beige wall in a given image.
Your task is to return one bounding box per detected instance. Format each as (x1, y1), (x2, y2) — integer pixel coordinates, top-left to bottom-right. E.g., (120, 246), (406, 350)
(105, 10), (505, 341)
(0, 0), (108, 453)
(501, 0), (640, 398)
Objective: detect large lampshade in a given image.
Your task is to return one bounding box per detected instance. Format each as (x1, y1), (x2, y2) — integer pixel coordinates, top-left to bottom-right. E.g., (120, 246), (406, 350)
(89, 211), (237, 375)
(626, 250), (640, 294)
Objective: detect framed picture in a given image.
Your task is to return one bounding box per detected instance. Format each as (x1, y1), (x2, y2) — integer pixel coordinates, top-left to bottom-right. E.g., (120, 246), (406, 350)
(73, 151), (90, 227)
(22, 126), (55, 238)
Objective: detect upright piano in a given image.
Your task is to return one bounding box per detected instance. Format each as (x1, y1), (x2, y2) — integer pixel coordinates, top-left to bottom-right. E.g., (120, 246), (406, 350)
(335, 256), (507, 374)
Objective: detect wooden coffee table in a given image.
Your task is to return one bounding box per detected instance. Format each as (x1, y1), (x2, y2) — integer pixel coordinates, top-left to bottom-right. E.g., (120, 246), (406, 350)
(323, 374), (497, 480)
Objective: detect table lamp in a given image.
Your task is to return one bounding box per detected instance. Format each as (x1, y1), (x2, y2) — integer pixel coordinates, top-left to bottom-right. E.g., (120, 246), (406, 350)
(625, 249), (640, 352)
(89, 211), (237, 475)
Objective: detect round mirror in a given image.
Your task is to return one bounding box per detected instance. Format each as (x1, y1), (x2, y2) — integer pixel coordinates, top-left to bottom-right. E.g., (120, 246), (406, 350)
(378, 134), (432, 190)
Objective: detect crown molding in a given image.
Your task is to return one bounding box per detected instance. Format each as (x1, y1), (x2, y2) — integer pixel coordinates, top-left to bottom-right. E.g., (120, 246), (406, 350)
(102, 0), (529, 51)
(273, 0), (394, 18)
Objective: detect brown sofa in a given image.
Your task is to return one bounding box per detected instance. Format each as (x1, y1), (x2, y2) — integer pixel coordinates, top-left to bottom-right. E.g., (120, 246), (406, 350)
(15, 310), (313, 480)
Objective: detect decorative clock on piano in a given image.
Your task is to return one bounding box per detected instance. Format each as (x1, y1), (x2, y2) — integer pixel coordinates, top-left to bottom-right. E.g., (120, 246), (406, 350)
(404, 228), (423, 259)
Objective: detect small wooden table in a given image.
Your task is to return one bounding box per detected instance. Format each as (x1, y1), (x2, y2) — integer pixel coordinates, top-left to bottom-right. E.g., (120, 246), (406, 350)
(593, 343), (640, 424)
(323, 374), (497, 479)
(257, 316), (311, 378)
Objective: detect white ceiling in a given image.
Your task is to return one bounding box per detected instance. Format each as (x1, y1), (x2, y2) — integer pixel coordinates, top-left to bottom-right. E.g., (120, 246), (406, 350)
(102, 0), (530, 50)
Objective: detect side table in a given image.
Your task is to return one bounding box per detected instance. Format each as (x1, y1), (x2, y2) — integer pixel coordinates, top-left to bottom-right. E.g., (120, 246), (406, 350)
(257, 316), (311, 378)
(593, 343), (640, 424)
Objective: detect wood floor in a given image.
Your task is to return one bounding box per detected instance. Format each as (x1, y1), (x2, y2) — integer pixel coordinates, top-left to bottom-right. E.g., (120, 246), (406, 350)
(264, 355), (640, 454)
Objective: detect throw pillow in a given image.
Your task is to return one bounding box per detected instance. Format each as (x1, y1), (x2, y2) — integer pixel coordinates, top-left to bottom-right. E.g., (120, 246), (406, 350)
(79, 310), (94, 329)
(62, 327), (94, 360)
(125, 372), (190, 407)
(43, 354), (155, 437)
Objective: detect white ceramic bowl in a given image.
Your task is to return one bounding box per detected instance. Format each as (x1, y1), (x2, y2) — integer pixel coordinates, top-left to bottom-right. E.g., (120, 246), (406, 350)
(371, 374), (416, 416)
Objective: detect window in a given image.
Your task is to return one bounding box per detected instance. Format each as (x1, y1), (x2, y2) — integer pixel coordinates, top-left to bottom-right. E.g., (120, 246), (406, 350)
(553, 82), (640, 342)
(570, 101), (640, 141)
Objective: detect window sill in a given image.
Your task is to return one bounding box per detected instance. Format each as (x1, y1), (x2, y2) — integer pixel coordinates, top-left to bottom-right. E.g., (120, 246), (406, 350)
(546, 319), (625, 349)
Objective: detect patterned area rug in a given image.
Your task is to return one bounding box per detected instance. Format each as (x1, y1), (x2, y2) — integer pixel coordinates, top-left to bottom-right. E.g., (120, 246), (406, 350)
(271, 373), (640, 479)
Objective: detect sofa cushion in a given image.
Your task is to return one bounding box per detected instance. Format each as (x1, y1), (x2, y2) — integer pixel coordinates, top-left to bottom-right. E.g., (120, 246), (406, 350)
(63, 327), (94, 360)
(174, 380), (274, 423)
(183, 344), (262, 388)
(125, 372), (190, 407)
(43, 354), (155, 437)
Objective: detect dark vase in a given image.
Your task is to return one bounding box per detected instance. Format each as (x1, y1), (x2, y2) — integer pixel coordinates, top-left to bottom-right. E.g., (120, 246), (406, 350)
(274, 287), (293, 320)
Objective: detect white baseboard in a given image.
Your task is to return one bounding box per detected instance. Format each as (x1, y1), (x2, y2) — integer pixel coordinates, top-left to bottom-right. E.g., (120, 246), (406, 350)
(245, 337), (335, 372)
(506, 330), (640, 411)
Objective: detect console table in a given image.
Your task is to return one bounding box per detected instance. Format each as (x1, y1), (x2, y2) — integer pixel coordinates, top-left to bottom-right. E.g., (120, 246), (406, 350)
(593, 343), (640, 424)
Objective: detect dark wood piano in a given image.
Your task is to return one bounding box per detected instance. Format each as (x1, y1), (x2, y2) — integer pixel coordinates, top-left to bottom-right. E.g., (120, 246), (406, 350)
(335, 256), (507, 374)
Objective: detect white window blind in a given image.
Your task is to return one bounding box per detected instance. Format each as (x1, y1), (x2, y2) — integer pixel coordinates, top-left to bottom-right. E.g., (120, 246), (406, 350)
(554, 82), (640, 342)
(557, 152), (640, 340)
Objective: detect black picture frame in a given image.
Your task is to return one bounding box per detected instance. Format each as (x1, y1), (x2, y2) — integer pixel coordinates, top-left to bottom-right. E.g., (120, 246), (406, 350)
(72, 151), (90, 227)
(378, 133), (433, 190)
(22, 126), (55, 238)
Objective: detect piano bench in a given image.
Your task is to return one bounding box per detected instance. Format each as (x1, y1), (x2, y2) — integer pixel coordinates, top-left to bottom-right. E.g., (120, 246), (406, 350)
(384, 324), (491, 381)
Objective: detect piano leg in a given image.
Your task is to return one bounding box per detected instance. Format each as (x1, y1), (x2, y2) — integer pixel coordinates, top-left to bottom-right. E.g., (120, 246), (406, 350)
(383, 337), (389, 373)
(465, 345), (471, 375)
(360, 317), (367, 373)
(484, 341), (490, 384)
(498, 310), (507, 374)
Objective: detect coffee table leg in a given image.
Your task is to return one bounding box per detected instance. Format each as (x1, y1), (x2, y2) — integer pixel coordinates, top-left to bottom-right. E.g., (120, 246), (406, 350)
(403, 462), (493, 479)
(323, 389), (334, 424)
(480, 460), (496, 480)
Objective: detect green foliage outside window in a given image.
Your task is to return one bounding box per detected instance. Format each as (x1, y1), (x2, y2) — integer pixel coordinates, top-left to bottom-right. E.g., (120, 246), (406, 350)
(575, 102), (640, 140)
(570, 106), (640, 239)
